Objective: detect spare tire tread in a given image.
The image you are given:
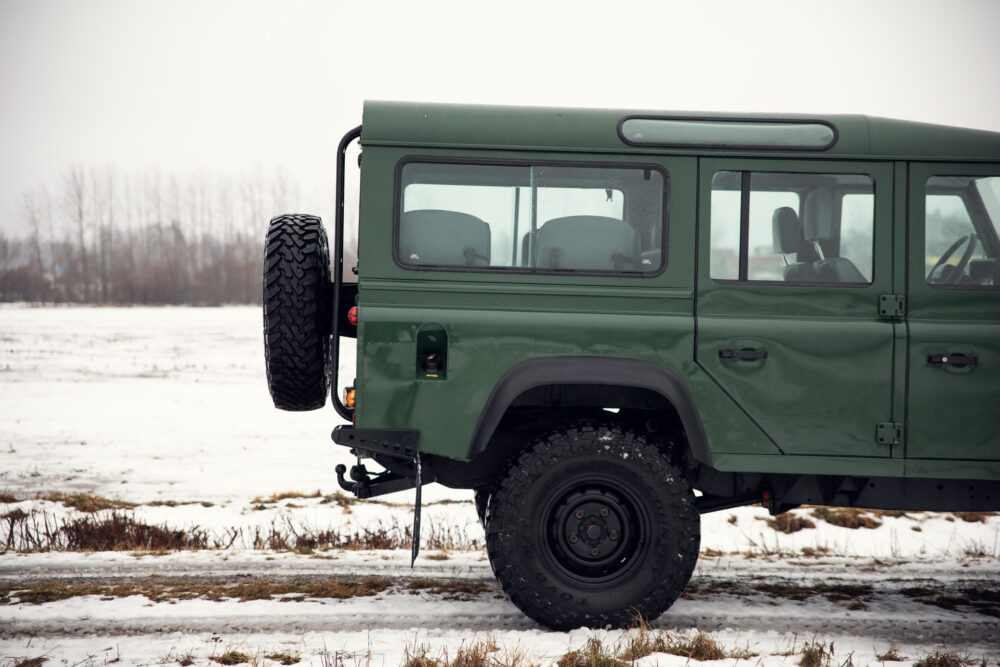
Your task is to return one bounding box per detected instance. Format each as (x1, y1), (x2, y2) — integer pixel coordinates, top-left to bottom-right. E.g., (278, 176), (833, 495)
(263, 214), (331, 411)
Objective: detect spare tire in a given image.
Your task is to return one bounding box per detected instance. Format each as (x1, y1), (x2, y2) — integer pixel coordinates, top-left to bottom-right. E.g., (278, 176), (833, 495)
(263, 214), (332, 411)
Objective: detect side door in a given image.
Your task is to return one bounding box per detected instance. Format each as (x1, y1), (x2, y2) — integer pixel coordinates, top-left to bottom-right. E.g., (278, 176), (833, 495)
(696, 159), (897, 460)
(906, 163), (1000, 467)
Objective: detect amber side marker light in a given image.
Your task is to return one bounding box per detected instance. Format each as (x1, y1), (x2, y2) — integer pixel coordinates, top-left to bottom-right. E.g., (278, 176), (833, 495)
(345, 388), (356, 409)
(348, 306), (358, 326)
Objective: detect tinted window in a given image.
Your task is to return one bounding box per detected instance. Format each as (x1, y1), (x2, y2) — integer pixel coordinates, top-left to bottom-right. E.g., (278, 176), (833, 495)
(398, 162), (665, 274)
(710, 171), (874, 284)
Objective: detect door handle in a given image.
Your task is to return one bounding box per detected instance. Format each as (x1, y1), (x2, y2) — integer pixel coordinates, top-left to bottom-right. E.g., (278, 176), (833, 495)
(927, 353), (978, 367)
(719, 348), (768, 361)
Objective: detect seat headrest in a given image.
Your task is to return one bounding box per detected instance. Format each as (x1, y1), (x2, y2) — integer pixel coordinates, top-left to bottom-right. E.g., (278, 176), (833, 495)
(802, 190), (835, 243)
(536, 216), (636, 271)
(399, 210), (491, 266)
(772, 207), (801, 254)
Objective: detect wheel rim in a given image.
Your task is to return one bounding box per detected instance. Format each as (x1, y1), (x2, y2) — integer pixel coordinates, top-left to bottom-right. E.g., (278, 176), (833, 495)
(541, 477), (650, 585)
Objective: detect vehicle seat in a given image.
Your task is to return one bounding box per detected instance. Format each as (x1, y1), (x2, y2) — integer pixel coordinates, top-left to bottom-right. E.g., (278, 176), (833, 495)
(535, 216), (637, 271)
(801, 202), (867, 284)
(772, 207), (819, 282)
(399, 210), (491, 267)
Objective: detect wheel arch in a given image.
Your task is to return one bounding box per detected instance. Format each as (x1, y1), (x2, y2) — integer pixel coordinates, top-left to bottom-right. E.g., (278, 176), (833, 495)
(466, 356), (712, 467)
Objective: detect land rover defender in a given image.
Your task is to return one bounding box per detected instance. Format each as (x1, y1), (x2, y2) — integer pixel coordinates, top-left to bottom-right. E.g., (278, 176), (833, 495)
(262, 101), (1000, 630)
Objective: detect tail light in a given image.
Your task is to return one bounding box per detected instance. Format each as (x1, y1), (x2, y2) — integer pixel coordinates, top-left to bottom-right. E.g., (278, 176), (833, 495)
(347, 306), (358, 326)
(345, 387), (356, 409)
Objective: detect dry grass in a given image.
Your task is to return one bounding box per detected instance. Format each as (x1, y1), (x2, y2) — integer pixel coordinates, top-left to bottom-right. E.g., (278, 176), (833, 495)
(876, 645), (907, 662)
(264, 652), (301, 665)
(1, 576), (393, 605)
(810, 507), (882, 529)
(0, 576), (494, 606)
(763, 513), (817, 534)
(952, 511), (997, 524)
(557, 637), (629, 667)
(913, 650), (980, 667)
(37, 492), (137, 512)
(799, 640), (833, 667)
(9, 659), (48, 667)
(561, 621), (756, 666)
(211, 650), (252, 665)
(1, 510), (209, 552)
(2, 508), (483, 553)
(406, 578), (492, 600)
(401, 637), (509, 667)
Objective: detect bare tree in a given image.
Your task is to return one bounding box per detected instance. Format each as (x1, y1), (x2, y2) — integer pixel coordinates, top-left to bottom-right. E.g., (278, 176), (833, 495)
(64, 165), (90, 301)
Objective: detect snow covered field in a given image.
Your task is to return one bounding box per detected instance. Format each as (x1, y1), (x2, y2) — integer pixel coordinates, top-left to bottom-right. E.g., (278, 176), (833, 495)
(1, 305), (998, 665)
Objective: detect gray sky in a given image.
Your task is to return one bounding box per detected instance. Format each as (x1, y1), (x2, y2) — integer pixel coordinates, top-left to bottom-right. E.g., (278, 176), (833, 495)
(2, 0), (999, 234)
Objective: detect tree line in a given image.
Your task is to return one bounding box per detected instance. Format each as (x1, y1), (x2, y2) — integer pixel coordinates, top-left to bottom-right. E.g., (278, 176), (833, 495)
(0, 165), (351, 305)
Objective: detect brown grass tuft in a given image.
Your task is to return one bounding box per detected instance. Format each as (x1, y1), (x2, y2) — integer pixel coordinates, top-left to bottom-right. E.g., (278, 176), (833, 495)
(764, 513), (817, 533)
(211, 650), (251, 665)
(558, 637), (629, 667)
(38, 492), (136, 513)
(667, 632), (729, 661)
(811, 507), (882, 529)
(11, 658), (47, 667)
(265, 652), (301, 665)
(876, 645), (907, 662)
(913, 650), (979, 667)
(799, 640), (833, 667)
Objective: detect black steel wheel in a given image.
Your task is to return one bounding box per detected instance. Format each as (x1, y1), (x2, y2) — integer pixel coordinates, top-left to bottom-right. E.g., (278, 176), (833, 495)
(262, 214), (332, 411)
(485, 423), (700, 630)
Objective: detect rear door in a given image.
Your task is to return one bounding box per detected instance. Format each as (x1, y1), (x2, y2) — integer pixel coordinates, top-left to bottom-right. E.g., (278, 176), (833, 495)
(906, 163), (1000, 465)
(696, 159), (897, 459)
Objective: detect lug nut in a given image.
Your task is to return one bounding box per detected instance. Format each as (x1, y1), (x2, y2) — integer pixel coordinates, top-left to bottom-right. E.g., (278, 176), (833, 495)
(590, 548), (599, 556)
(609, 531), (618, 541)
(600, 508), (609, 517)
(569, 535), (578, 543)
(575, 510), (585, 519)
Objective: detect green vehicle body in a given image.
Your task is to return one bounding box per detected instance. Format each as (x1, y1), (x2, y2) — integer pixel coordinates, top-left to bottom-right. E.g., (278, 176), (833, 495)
(342, 101), (999, 490)
(264, 100), (1000, 629)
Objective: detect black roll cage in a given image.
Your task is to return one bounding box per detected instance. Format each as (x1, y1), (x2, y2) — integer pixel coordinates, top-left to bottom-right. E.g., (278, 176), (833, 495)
(331, 125), (362, 421)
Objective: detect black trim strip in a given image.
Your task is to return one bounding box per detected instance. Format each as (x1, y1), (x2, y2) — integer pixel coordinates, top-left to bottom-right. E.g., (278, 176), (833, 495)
(738, 171), (751, 281)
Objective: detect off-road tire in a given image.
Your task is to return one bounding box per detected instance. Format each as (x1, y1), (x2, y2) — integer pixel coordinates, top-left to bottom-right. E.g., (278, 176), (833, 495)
(474, 487), (492, 527)
(263, 214), (332, 411)
(485, 423), (700, 630)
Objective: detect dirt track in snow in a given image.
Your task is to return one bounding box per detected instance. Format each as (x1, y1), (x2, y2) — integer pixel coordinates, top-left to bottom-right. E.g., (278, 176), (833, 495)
(3, 554), (998, 650)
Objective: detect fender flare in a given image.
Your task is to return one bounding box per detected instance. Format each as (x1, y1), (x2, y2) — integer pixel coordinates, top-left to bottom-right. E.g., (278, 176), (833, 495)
(466, 355), (712, 466)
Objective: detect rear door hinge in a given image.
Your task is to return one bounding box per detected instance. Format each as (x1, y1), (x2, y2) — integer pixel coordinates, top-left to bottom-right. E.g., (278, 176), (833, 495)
(876, 422), (903, 445)
(878, 294), (905, 320)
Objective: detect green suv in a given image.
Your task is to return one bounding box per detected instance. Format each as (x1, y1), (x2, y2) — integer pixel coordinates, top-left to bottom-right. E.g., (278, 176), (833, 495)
(262, 101), (1000, 630)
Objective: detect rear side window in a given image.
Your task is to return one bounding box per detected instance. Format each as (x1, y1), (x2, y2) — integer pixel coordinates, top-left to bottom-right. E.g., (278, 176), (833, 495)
(397, 161), (666, 274)
(710, 170), (874, 285)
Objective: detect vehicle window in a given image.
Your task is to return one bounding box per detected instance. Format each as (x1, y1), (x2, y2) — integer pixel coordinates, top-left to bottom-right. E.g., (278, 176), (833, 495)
(710, 170), (874, 284)
(398, 162), (665, 274)
(925, 176), (1000, 289)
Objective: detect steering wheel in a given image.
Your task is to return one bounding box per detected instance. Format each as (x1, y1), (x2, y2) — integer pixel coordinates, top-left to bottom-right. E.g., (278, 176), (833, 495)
(928, 234), (978, 284)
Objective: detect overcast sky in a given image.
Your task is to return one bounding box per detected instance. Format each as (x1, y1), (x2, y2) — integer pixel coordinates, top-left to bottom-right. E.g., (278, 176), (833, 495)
(1, 0), (999, 234)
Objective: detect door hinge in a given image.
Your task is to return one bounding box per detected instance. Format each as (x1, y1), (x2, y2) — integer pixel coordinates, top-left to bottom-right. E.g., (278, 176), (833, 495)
(876, 422), (903, 445)
(879, 294), (905, 319)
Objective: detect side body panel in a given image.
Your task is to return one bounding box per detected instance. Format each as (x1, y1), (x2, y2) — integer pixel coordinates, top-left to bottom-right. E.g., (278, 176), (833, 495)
(355, 147), (780, 461)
